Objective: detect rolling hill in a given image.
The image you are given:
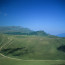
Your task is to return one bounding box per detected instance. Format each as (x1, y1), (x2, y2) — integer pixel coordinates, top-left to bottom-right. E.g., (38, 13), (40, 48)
(0, 26), (65, 65)
(0, 34), (65, 60)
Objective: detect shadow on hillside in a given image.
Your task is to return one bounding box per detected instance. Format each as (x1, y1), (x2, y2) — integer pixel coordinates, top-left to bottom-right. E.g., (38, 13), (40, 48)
(57, 45), (65, 52)
(0, 47), (29, 56)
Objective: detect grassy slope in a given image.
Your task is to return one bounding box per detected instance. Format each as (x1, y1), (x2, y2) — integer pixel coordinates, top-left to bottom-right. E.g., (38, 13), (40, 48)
(0, 54), (65, 65)
(1, 35), (65, 60)
(0, 34), (65, 65)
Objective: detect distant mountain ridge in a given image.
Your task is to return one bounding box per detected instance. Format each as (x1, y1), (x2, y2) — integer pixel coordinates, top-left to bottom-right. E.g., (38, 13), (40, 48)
(29, 31), (48, 36)
(57, 33), (65, 37)
(0, 26), (48, 36)
(0, 26), (32, 33)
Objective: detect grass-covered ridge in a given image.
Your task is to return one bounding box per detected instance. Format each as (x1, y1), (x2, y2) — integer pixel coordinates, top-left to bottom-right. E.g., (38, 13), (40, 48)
(0, 34), (65, 60)
(0, 34), (65, 65)
(0, 27), (65, 65)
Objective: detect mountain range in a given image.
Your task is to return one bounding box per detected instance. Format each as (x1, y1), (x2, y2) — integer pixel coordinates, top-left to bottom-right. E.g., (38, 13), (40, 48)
(0, 26), (48, 36)
(0, 26), (32, 33)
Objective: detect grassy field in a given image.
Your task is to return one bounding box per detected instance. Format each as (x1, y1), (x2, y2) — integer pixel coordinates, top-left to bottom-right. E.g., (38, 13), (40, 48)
(0, 54), (65, 65)
(0, 34), (65, 65)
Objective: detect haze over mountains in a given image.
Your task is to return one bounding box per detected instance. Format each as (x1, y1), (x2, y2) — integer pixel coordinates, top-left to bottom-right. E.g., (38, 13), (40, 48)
(0, 26), (32, 33)
(0, 26), (48, 36)
(0, 26), (65, 37)
(57, 33), (65, 37)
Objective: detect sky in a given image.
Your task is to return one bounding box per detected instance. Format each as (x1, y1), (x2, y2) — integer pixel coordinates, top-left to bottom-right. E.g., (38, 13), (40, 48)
(0, 0), (65, 35)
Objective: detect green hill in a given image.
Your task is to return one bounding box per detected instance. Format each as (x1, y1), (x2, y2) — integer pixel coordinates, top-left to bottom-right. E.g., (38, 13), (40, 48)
(0, 34), (65, 60)
(0, 26), (65, 65)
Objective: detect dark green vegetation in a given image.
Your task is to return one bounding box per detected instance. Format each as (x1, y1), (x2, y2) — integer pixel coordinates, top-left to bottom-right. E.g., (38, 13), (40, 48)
(0, 26), (65, 65)
(57, 45), (65, 52)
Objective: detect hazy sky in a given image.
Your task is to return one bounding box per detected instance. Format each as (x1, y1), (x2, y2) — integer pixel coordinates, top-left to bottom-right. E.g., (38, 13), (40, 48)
(0, 0), (65, 35)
